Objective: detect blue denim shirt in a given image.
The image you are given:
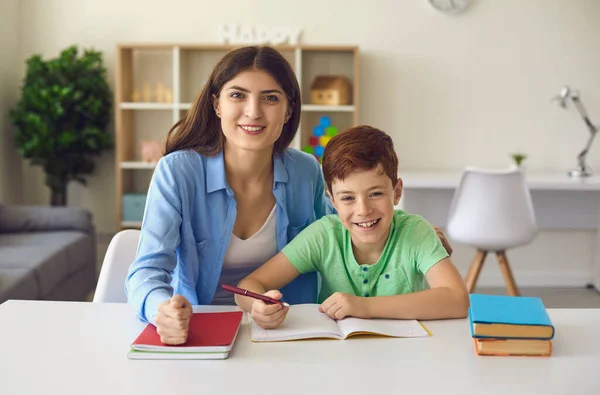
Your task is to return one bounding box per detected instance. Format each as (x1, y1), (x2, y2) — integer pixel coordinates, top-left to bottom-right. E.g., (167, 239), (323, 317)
(125, 148), (333, 323)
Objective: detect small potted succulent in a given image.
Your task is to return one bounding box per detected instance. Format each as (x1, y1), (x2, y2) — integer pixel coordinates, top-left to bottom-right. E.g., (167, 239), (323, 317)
(510, 153), (528, 169)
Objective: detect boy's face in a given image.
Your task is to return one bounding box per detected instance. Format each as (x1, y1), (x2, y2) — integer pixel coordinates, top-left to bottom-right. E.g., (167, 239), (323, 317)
(328, 165), (402, 252)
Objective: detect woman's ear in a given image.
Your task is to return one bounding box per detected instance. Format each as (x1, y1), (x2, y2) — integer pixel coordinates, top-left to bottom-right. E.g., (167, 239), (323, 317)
(285, 104), (292, 123)
(213, 94), (221, 118)
(393, 179), (403, 205)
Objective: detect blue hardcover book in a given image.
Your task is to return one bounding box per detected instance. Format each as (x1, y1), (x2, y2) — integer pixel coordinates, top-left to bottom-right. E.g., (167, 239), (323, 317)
(469, 294), (554, 340)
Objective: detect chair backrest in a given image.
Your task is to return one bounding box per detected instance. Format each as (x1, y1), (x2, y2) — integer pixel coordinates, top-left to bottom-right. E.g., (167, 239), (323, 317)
(446, 167), (538, 251)
(93, 229), (141, 303)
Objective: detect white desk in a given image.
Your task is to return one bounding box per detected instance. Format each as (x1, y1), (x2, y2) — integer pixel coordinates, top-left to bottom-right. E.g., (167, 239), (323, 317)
(399, 171), (600, 230)
(400, 171), (600, 191)
(0, 300), (599, 395)
(398, 171), (600, 289)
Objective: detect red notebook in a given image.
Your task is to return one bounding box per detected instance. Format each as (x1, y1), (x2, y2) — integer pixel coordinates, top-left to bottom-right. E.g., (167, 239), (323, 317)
(130, 311), (243, 358)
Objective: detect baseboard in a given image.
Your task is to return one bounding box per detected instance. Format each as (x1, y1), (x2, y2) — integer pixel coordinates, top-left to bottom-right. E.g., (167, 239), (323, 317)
(475, 271), (593, 288)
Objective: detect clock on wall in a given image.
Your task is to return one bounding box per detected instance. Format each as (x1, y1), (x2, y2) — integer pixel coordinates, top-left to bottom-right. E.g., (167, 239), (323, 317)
(428, 0), (471, 15)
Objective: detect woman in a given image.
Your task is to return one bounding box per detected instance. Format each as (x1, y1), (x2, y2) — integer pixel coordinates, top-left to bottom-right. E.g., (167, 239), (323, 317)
(125, 45), (452, 345)
(125, 46), (331, 344)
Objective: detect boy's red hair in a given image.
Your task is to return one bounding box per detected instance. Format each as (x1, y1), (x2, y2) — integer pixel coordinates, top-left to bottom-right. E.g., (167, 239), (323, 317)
(322, 125), (399, 194)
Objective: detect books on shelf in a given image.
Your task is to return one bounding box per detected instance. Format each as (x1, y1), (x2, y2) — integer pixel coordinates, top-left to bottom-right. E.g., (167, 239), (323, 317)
(128, 311), (243, 360)
(469, 294), (554, 357)
(249, 304), (430, 342)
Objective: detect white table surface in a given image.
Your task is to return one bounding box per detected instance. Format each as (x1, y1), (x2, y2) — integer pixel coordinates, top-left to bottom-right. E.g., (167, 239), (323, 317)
(1, 300), (599, 395)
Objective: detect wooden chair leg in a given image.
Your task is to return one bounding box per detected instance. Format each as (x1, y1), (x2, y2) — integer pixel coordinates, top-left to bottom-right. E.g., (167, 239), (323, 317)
(496, 251), (520, 296)
(465, 250), (487, 293)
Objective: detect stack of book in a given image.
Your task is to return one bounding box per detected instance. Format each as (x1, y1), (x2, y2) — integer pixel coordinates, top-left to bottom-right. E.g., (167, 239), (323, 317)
(469, 294), (554, 357)
(128, 311), (243, 360)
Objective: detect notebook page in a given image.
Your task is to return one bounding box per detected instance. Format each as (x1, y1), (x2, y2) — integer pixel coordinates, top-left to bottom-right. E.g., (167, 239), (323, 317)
(249, 304), (343, 342)
(337, 317), (430, 338)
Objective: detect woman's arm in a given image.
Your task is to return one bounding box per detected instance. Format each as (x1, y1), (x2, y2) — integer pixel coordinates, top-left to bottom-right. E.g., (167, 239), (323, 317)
(125, 157), (182, 324)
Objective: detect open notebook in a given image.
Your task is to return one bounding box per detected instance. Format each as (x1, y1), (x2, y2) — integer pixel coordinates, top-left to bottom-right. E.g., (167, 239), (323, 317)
(249, 304), (430, 342)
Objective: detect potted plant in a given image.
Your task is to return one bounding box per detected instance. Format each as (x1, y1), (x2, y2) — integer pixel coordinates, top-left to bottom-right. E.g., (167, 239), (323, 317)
(10, 45), (112, 205)
(511, 153), (528, 168)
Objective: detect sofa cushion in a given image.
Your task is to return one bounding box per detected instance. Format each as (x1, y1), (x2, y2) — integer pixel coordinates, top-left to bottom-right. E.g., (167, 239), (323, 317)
(0, 267), (39, 302)
(0, 204), (93, 234)
(0, 231), (95, 297)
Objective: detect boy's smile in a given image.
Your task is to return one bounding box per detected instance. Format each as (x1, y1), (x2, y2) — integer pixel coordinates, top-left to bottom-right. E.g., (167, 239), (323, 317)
(355, 218), (380, 229)
(329, 165), (403, 262)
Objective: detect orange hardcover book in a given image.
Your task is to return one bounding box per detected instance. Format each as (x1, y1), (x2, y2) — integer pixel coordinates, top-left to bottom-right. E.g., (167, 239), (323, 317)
(473, 338), (552, 357)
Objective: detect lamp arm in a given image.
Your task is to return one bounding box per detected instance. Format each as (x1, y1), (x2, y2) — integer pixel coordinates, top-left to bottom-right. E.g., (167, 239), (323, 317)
(572, 96), (598, 136)
(576, 130), (597, 171)
(570, 95), (598, 172)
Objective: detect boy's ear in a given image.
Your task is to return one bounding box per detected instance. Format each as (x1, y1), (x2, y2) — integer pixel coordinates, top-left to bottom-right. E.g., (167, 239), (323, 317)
(326, 189), (334, 202)
(393, 178), (403, 205)
(213, 94), (221, 118)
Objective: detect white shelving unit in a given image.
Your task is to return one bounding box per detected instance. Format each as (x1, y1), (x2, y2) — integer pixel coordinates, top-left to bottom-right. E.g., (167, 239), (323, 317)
(119, 103), (176, 110)
(120, 161), (157, 170)
(301, 104), (355, 112)
(121, 221), (143, 228)
(115, 43), (359, 229)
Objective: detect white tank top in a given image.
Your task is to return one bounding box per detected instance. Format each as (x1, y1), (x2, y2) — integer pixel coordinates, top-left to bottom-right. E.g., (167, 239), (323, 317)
(212, 205), (278, 304)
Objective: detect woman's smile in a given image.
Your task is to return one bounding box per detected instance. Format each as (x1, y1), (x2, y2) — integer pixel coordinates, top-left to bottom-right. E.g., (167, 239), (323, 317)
(239, 124), (266, 135)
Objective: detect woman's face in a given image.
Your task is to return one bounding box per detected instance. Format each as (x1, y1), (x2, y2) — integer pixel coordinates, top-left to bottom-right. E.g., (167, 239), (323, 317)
(213, 69), (291, 154)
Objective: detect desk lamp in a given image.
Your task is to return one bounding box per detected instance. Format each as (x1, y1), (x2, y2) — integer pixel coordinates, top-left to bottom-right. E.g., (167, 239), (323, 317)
(552, 85), (598, 177)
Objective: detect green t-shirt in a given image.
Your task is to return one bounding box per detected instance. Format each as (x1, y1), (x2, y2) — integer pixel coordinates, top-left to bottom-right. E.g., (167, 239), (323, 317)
(282, 210), (449, 303)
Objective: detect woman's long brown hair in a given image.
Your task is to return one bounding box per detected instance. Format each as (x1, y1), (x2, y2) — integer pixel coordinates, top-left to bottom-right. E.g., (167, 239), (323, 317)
(165, 46), (301, 156)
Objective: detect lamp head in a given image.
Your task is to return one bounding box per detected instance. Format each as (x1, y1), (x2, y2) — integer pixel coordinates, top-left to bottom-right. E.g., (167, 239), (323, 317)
(552, 85), (580, 108)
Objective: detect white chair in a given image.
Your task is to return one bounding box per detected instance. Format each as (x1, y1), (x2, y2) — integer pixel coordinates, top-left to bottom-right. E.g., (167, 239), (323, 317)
(446, 168), (538, 296)
(93, 229), (141, 303)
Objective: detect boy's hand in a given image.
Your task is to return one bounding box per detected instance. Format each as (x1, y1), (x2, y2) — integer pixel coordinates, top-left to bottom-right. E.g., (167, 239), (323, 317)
(155, 294), (193, 345)
(250, 290), (289, 329)
(319, 292), (369, 320)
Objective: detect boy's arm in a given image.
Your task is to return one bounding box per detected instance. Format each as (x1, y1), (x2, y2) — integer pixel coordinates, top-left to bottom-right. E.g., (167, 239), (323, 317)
(236, 252), (301, 312)
(362, 257), (469, 320)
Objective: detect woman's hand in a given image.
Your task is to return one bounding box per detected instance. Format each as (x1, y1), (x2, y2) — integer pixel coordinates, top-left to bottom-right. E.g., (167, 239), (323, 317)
(319, 292), (369, 320)
(155, 294), (193, 345)
(250, 290), (289, 329)
(433, 226), (453, 256)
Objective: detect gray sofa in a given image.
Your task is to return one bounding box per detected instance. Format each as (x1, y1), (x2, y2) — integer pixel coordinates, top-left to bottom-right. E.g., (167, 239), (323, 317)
(0, 204), (97, 304)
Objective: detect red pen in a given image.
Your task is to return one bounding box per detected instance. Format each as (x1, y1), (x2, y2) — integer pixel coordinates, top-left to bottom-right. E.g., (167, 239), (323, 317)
(221, 284), (290, 307)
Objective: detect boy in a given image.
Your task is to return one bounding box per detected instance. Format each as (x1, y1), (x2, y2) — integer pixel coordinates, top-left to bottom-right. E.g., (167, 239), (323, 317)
(236, 125), (469, 329)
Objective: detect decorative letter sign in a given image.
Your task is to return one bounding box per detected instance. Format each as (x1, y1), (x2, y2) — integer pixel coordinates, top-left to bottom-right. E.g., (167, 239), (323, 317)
(217, 24), (302, 45)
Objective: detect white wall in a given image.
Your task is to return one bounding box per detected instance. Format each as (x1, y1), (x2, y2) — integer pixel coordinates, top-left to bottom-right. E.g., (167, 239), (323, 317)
(0, 0), (22, 203)
(10, 0), (600, 286)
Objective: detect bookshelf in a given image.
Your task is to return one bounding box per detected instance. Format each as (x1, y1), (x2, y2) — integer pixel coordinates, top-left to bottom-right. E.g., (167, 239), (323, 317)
(114, 43), (359, 229)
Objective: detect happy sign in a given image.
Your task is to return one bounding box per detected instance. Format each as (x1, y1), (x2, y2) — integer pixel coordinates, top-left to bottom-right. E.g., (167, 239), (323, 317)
(217, 24), (303, 45)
